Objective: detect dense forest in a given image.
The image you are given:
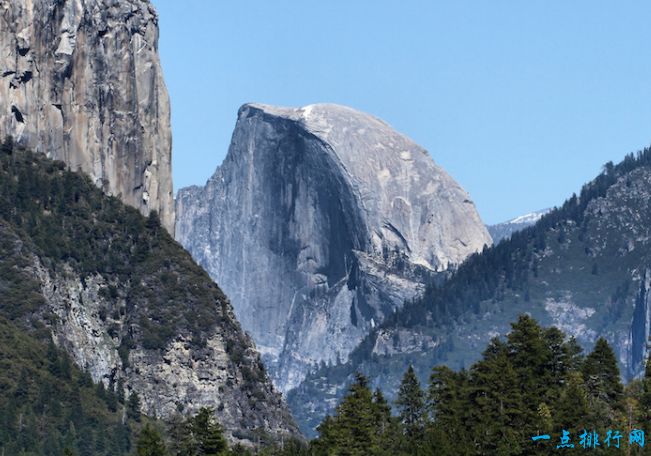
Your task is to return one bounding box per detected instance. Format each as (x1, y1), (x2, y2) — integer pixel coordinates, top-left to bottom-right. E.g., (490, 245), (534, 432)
(296, 315), (650, 455)
(0, 137), (252, 361)
(0, 309), (296, 455)
(0, 315), (135, 455)
(8, 313), (645, 454)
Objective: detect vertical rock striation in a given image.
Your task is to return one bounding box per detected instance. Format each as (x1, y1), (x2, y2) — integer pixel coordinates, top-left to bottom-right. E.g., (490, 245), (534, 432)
(0, 0), (174, 232)
(176, 103), (492, 391)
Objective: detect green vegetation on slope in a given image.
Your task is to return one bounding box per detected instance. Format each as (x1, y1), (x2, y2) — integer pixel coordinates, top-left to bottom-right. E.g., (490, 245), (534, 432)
(0, 316), (136, 455)
(0, 136), (267, 390)
(290, 145), (651, 435)
(385, 147), (651, 331)
(0, 137), (294, 452)
(304, 315), (649, 455)
(0, 137), (247, 358)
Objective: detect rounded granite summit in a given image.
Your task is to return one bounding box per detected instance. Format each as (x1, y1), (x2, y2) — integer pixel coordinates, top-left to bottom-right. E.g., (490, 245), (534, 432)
(236, 102), (491, 271)
(176, 102), (492, 392)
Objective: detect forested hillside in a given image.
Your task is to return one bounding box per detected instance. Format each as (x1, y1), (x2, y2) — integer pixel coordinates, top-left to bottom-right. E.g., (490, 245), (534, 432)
(290, 145), (651, 435)
(286, 316), (651, 455)
(0, 138), (297, 449)
(0, 316), (137, 455)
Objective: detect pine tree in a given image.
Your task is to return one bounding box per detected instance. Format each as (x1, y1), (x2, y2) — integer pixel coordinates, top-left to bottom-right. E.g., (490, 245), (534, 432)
(312, 372), (378, 456)
(427, 366), (468, 454)
(166, 413), (192, 456)
(116, 378), (126, 404)
(582, 338), (624, 405)
(312, 415), (336, 455)
(335, 373), (378, 455)
(371, 389), (400, 455)
(136, 423), (168, 456)
(395, 365), (426, 441)
(63, 422), (78, 455)
(638, 350), (651, 448)
(565, 336), (584, 372)
(60, 353), (72, 380)
(507, 315), (552, 411)
(127, 391), (142, 422)
(189, 408), (228, 456)
(469, 338), (523, 455)
(105, 380), (118, 413)
(581, 338), (625, 429)
(543, 327), (571, 391)
(46, 339), (62, 377)
(555, 371), (589, 430)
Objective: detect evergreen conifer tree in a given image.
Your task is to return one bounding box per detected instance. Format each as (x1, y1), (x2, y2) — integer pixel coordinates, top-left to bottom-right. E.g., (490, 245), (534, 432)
(395, 365), (426, 440)
(312, 372), (379, 455)
(136, 423), (168, 456)
(582, 337), (624, 427)
(555, 371), (589, 430)
(127, 392), (142, 422)
(189, 407), (228, 456)
(507, 315), (551, 415)
(470, 338), (523, 455)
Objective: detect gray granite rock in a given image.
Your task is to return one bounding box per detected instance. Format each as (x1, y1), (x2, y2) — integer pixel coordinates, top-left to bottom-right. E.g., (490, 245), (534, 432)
(0, 0), (174, 232)
(176, 103), (492, 391)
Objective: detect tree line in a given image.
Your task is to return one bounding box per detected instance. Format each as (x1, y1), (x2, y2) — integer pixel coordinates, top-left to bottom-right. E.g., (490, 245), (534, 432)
(136, 314), (651, 455)
(304, 315), (649, 455)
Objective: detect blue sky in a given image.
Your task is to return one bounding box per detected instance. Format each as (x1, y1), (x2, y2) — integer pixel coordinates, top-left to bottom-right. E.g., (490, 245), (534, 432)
(153, 1), (651, 225)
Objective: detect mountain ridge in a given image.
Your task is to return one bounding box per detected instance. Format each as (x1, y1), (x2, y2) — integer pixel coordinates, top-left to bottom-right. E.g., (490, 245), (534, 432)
(487, 209), (551, 243)
(0, 139), (298, 444)
(288, 146), (651, 436)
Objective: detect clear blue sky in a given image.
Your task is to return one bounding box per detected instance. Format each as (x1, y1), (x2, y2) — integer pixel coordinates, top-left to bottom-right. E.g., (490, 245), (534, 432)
(153, 1), (651, 225)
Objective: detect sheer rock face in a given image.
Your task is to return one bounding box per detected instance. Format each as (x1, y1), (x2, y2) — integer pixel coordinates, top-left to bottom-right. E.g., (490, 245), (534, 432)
(0, 0), (174, 232)
(176, 103), (491, 391)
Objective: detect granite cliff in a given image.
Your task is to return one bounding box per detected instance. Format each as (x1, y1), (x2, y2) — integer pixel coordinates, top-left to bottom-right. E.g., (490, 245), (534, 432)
(176, 103), (492, 392)
(0, 0), (174, 232)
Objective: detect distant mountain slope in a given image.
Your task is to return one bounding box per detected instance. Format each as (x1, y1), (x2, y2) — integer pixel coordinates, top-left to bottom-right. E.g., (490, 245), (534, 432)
(0, 139), (298, 443)
(289, 146), (651, 436)
(487, 209), (551, 243)
(176, 103), (491, 392)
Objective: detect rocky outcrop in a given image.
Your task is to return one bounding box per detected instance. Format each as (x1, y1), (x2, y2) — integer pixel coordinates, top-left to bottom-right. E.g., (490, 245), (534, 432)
(176, 103), (492, 391)
(32, 259), (295, 442)
(0, 0), (174, 232)
(630, 269), (651, 379)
